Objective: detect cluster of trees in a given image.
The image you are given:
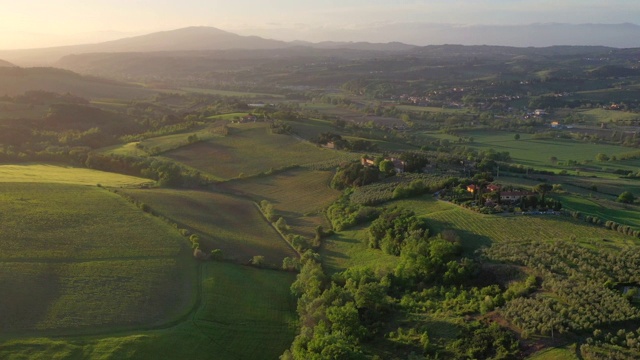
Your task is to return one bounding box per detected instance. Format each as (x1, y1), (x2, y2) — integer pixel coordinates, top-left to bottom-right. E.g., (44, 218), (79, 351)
(368, 208), (430, 256)
(485, 239), (640, 336)
(315, 132), (378, 152)
(85, 153), (207, 187)
(331, 162), (380, 190)
(326, 198), (380, 231)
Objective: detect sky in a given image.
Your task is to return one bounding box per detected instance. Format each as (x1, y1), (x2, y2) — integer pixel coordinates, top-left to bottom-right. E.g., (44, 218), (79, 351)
(1, 0), (640, 49)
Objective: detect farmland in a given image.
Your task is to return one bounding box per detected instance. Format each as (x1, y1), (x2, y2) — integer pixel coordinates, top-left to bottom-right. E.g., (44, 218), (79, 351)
(163, 123), (344, 179)
(118, 188), (297, 265)
(0, 164), (152, 186)
(223, 168), (340, 237)
(0, 182), (194, 334)
(0, 262), (296, 360)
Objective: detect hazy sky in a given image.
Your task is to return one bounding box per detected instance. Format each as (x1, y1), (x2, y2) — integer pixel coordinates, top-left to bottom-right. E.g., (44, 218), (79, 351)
(1, 0), (639, 49)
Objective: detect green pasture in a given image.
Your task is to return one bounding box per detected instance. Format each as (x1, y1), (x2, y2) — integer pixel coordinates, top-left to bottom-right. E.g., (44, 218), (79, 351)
(321, 226), (400, 275)
(0, 164), (152, 186)
(181, 87), (284, 98)
(224, 169), (339, 237)
(396, 196), (636, 251)
(396, 105), (471, 114)
(163, 123), (343, 180)
(0, 262), (295, 360)
(556, 194), (640, 228)
(454, 130), (632, 168)
(0, 183), (184, 260)
(118, 188), (296, 265)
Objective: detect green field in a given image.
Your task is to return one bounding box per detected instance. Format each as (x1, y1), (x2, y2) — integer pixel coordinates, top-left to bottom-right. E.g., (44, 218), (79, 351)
(182, 87), (284, 98)
(321, 226), (400, 274)
(163, 123), (343, 180)
(0, 183), (184, 260)
(452, 130), (632, 168)
(118, 188), (297, 265)
(0, 164), (152, 186)
(397, 196), (636, 251)
(224, 169), (340, 237)
(0, 182), (193, 334)
(557, 194), (640, 228)
(0, 262), (296, 360)
(527, 347), (578, 360)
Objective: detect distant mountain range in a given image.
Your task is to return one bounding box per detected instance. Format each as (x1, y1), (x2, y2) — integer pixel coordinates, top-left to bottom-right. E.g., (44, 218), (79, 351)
(0, 59), (15, 67)
(2, 23), (639, 67)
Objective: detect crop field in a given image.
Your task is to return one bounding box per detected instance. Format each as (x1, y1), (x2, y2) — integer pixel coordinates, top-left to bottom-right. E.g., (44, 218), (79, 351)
(0, 164), (152, 186)
(119, 188), (296, 265)
(0, 259), (193, 333)
(0, 182), (194, 334)
(577, 108), (640, 124)
(396, 105), (471, 114)
(0, 183), (184, 259)
(396, 197), (636, 252)
(321, 226), (400, 274)
(527, 347), (578, 360)
(206, 112), (252, 120)
(556, 194), (640, 228)
(223, 169), (340, 237)
(0, 262), (296, 360)
(163, 123), (343, 179)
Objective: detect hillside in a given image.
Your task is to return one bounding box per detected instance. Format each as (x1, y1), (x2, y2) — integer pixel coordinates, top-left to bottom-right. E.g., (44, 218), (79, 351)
(0, 59), (14, 67)
(0, 66), (153, 99)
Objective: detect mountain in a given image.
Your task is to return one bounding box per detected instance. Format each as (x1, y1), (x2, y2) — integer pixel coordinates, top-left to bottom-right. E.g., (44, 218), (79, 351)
(0, 67), (153, 99)
(333, 23), (640, 48)
(0, 27), (414, 66)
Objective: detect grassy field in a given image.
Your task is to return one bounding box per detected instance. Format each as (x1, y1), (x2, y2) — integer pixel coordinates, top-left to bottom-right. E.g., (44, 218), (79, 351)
(396, 105), (471, 114)
(118, 188), (297, 265)
(576, 108), (639, 124)
(223, 169), (340, 237)
(163, 123), (344, 180)
(455, 130), (632, 168)
(0, 262), (296, 360)
(321, 226), (400, 275)
(0, 164), (152, 186)
(556, 194), (640, 228)
(0, 182), (194, 335)
(396, 196), (637, 252)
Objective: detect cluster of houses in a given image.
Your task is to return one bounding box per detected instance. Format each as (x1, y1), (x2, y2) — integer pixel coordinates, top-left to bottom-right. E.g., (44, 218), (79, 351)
(466, 183), (535, 202)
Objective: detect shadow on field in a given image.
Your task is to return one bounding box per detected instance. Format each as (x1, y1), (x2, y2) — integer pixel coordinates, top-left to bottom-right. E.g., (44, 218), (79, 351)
(427, 218), (493, 255)
(0, 267), (61, 332)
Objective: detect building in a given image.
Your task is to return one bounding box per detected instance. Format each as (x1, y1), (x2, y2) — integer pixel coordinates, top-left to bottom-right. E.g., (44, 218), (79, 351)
(500, 191), (535, 202)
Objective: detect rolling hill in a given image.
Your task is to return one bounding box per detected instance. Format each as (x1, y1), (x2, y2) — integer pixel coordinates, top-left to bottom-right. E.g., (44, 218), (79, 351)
(0, 59), (14, 67)
(0, 66), (153, 99)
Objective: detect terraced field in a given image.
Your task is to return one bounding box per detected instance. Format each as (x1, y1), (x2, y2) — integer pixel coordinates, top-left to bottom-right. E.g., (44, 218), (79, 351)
(163, 123), (342, 179)
(224, 169), (340, 237)
(119, 188), (297, 265)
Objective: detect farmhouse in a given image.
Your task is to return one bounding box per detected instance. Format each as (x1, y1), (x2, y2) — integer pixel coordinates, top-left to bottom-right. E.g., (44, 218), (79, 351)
(467, 184), (478, 194)
(486, 184), (501, 192)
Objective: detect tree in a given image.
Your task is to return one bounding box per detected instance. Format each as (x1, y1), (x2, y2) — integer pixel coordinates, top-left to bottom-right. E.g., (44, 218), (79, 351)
(378, 159), (394, 175)
(617, 191), (635, 204)
(251, 255), (265, 267)
(596, 153), (610, 162)
(514, 133), (521, 140)
(533, 183), (553, 203)
(549, 156), (558, 165)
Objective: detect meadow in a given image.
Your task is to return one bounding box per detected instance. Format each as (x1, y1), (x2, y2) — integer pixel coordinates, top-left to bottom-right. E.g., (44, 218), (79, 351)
(0, 262), (296, 360)
(223, 169), (340, 237)
(181, 87), (285, 98)
(118, 188), (297, 265)
(0, 164), (152, 186)
(163, 123), (343, 179)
